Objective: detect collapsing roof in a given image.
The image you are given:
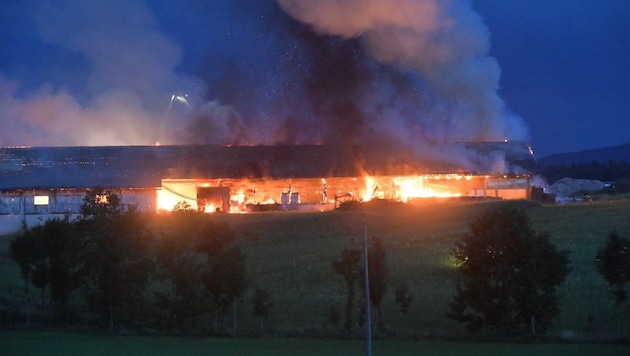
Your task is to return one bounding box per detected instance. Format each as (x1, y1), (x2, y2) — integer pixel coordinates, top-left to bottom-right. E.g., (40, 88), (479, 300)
(0, 142), (537, 191)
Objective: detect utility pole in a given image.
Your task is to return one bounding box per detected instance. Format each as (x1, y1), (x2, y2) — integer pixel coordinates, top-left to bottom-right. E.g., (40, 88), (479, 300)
(363, 223), (372, 356)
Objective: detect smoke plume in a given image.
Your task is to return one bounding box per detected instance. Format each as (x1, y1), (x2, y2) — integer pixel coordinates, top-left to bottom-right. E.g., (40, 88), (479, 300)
(0, 0), (528, 171)
(0, 0), (204, 146)
(277, 0), (525, 141)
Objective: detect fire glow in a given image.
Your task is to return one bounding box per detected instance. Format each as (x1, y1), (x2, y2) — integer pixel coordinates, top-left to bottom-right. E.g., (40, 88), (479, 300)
(394, 176), (463, 202)
(157, 173), (529, 213)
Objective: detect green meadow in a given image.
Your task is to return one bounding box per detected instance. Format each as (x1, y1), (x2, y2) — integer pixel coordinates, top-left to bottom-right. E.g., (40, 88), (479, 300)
(1, 197), (629, 354)
(0, 330), (627, 356)
(216, 198), (630, 340)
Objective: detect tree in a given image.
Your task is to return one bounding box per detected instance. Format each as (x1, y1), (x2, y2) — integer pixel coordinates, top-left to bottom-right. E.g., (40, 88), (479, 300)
(77, 189), (152, 333)
(10, 222), (43, 326)
(360, 237), (387, 329)
(152, 239), (208, 330)
(151, 213), (248, 333)
(151, 211), (209, 330)
(446, 204), (570, 335)
(394, 283), (413, 315)
(202, 245), (248, 333)
(23, 226), (49, 307)
(10, 218), (80, 324)
(596, 230), (630, 332)
(597, 231), (630, 305)
(195, 218), (248, 332)
(40, 217), (81, 322)
(251, 286), (273, 335)
(80, 187), (124, 217)
(333, 248), (362, 332)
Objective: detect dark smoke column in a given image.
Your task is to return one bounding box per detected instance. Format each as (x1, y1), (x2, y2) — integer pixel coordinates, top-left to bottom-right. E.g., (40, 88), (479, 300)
(276, 0), (527, 142)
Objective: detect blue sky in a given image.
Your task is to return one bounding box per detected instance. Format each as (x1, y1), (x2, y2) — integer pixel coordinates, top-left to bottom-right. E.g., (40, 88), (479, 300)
(0, 0), (628, 157)
(473, 0), (630, 157)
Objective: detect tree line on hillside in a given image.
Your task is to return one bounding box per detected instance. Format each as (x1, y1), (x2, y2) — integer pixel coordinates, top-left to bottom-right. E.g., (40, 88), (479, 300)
(8, 190), (271, 335)
(541, 160), (630, 185)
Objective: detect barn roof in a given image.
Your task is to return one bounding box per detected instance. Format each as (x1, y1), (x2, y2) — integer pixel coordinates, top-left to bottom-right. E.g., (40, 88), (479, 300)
(0, 142), (537, 190)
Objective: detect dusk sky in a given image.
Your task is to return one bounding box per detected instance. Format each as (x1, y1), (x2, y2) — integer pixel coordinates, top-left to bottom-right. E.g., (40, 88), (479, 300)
(1, 0), (628, 158)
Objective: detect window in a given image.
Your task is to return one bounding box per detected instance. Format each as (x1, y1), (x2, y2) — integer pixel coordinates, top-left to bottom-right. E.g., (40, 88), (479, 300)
(34, 195), (49, 205)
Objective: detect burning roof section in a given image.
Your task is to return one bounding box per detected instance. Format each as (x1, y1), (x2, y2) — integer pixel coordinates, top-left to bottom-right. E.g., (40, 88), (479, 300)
(0, 142), (537, 191)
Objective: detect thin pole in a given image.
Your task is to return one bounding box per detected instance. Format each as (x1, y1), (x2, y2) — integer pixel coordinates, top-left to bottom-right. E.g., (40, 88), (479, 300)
(363, 223), (372, 356)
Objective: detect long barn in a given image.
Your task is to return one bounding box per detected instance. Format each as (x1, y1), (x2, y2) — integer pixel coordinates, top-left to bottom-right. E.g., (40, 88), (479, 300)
(0, 142), (538, 234)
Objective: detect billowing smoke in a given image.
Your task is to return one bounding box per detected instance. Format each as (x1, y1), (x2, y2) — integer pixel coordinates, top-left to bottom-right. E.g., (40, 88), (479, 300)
(277, 0), (526, 141)
(0, 0), (528, 173)
(0, 0), (204, 146)
(272, 0), (529, 173)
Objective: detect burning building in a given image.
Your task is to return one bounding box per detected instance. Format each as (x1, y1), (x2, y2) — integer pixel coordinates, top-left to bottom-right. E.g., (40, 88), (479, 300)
(0, 1), (538, 233)
(0, 142), (536, 233)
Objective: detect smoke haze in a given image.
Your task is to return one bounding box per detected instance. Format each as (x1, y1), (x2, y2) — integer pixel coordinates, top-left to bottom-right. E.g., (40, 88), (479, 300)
(0, 0), (527, 168)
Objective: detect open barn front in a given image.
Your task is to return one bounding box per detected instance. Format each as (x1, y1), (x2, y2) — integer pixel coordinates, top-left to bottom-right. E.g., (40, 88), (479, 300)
(157, 174), (531, 213)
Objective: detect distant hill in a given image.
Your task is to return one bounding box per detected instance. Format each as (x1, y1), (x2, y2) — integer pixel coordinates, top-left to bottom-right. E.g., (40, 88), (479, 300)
(537, 142), (630, 168)
(537, 142), (630, 183)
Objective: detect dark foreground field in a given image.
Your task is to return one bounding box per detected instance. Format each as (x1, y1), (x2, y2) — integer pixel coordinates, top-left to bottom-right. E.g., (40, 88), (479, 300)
(1, 197), (630, 350)
(215, 198), (630, 341)
(0, 330), (627, 356)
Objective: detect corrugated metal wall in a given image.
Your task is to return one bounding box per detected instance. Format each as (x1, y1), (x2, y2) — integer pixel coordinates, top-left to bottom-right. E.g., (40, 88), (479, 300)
(0, 189), (156, 215)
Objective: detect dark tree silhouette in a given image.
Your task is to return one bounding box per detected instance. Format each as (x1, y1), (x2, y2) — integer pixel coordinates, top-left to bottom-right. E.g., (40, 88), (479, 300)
(597, 230), (630, 305)
(360, 237), (387, 329)
(24, 226), (49, 307)
(203, 245), (248, 332)
(446, 204), (570, 335)
(596, 230), (630, 333)
(251, 286), (273, 334)
(394, 283), (413, 315)
(40, 217), (80, 322)
(152, 213), (247, 332)
(152, 212), (211, 330)
(10, 218), (80, 323)
(333, 248), (362, 332)
(197, 221), (248, 332)
(541, 160), (630, 184)
(327, 305), (341, 325)
(77, 189), (152, 333)
(153, 236), (208, 329)
(10, 222), (43, 326)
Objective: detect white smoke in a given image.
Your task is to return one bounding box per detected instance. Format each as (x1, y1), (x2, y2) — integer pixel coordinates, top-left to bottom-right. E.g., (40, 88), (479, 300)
(0, 0), (204, 146)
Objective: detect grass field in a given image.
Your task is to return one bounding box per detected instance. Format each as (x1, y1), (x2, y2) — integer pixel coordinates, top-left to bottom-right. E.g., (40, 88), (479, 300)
(0, 330), (627, 355)
(212, 198), (630, 341)
(1, 197), (630, 349)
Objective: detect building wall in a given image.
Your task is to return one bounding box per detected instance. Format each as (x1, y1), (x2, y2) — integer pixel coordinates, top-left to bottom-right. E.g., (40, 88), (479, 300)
(0, 175), (531, 234)
(0, 188), (157, 235)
